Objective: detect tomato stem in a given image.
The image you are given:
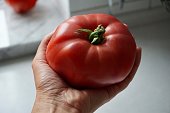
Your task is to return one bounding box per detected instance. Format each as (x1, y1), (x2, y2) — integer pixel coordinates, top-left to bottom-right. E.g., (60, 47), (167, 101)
(78, 25), (105, 45)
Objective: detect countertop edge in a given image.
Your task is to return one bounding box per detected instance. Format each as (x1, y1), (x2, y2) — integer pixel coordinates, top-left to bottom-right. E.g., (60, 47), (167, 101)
(0, 41), (40, 61)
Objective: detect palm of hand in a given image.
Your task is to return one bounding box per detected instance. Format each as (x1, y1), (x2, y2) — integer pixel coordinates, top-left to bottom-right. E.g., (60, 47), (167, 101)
(32, 55), (109, 113)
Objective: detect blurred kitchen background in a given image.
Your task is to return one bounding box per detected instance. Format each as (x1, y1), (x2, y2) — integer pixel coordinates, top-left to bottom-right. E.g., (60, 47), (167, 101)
(0, 0), (170, 113)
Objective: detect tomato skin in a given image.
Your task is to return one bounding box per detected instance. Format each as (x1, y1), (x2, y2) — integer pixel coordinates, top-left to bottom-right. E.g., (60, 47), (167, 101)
(5, 0), (37, 13)
(46, 14), (136, 89)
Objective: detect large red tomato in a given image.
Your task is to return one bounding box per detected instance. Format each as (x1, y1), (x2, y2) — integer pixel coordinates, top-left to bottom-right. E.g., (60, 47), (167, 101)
(46, 14), (136, 89)
(5, 0), (37, 13)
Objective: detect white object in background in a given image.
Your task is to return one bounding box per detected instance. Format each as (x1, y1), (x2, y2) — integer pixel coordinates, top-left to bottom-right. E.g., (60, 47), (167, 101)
(0, 10), (9, 48)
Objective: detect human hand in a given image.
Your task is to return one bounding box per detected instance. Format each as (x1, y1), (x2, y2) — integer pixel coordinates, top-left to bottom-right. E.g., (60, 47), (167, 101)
(32, 33), (141, 113)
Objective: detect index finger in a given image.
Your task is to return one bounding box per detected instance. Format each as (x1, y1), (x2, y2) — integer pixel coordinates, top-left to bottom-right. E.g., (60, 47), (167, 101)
(34, 32), (53, 61)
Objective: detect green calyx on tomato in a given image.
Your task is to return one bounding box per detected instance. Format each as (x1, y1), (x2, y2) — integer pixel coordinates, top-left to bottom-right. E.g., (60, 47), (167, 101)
(78, 25), (105, 45)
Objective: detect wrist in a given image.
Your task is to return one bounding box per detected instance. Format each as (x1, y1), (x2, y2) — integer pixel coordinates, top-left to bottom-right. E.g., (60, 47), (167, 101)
(32, 93), (81, 113)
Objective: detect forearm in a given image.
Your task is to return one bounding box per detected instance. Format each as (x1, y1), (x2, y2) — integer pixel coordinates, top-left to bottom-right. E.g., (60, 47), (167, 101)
(32, 95), (80, 113)
(32, 102), (79, 113)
